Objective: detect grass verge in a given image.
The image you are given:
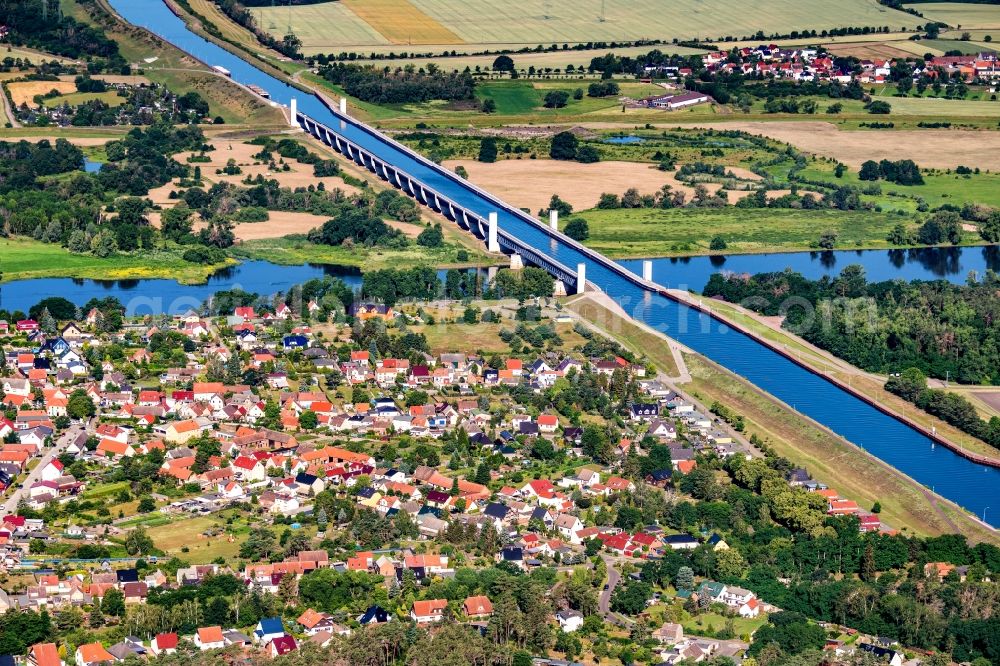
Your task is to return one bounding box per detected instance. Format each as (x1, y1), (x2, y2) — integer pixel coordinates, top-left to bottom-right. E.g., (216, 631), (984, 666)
(682, 352), (999, 543)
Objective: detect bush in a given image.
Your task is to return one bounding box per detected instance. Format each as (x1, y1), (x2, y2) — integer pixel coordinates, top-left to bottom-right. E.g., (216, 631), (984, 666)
(564, 218), (589, 241)
(182, 246), (227, 264)
(232, 206), (270, 222)
(576, 145), (600, 163)
(550, 131), (578, 160)
(417, 223), (444, 248)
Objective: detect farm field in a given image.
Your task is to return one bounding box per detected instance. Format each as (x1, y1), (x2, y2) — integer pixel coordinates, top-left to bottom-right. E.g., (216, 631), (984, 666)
(443, 158), (692, 213)
(40, 91), (125, 108)
(661, 121), (1000, 169)
(352, 44), (709, 73)
(573, 207), (930, 257)
(904, 2), (1000, 29)
(7, 80), (77, 106)
(260, 0), (919, 50)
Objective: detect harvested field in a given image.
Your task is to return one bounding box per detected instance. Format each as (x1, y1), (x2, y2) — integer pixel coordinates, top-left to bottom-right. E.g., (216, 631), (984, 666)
(441, 159), (684, 212)
(906, 2), (1000, 28)
(340, 0), (462, 45)
(661, 121), (1000, 170)
(173, 141), (361, 193)
(56, 74), (152, 85)
(7, 80), (76, 106)
(825, 42), (924, 59)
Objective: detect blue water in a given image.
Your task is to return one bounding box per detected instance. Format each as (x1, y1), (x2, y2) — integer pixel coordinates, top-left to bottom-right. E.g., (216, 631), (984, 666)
(99, 0), (1000, 526)
(605, 136), (646, 144)
(0, 261), (361, 316)
(83, 159), (103, 173)
(621, 245), (1000, 292)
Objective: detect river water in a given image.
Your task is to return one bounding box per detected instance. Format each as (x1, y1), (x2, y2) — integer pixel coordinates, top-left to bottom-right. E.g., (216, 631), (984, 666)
(63, 0), (1000, 526)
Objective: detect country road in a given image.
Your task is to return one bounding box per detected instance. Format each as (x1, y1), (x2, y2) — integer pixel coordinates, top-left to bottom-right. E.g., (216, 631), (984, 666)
(597, 554), (635, 626)
(2, 424), (85, 515)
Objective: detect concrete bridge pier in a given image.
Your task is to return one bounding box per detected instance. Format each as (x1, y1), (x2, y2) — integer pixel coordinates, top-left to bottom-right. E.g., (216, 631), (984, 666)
(289, 98), (297, 127)
(549, 209), (558, 231)
(487, 265), (498, 284)
(488, 212), (500, 252)
(553, 280), (567, 296)
(576, 263), (587, 295)
(510, 253), (523, 270)
(340, 97), (347, 115)
(642, 260), (653, 282)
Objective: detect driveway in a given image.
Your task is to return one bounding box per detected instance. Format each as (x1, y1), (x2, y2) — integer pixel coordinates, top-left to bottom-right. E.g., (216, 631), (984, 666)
(2, 423), (84, 515)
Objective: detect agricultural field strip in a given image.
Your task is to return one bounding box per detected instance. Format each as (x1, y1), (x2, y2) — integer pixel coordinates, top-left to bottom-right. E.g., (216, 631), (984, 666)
(261, 0), (919, 48)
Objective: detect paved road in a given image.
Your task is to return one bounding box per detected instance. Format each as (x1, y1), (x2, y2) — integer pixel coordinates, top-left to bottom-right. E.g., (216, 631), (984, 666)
(2, 424), (84, 515)
(597, 555), (637, 627)
(598, 556), (619, 615)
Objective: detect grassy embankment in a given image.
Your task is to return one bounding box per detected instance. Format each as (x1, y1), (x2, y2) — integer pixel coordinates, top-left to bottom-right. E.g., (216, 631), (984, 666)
(0, 236), (236, 284)
(696, 296), (1000, 460)
(565, 297), (681, 378)
(683, 353), (1000, 543)
(64, 0), (286, 126)
(572, 207), (924, 258)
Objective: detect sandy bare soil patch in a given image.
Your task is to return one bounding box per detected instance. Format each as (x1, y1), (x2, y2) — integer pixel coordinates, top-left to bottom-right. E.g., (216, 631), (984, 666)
(824, 43), (916, 59)
(443, 159), (692, 212)
(8, 81), (76, 106)
(174, 141), (360, 193)
(659, 121), (1000, 170)
(974, 391), (1000, 412)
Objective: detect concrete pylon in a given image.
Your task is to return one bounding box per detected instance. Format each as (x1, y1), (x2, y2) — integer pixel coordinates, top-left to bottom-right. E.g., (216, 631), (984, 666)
(487, 212), (500, 252)
(576, 263), (586, 295)
(289, 98), (297, 127)
(509, 253), (523, 270)
(487, 265), (498, 283)
(340, 97), (347, 115)
(642, 260), (653, 282)
(553, 279), (567, 296)
(549, 209), (558, 231)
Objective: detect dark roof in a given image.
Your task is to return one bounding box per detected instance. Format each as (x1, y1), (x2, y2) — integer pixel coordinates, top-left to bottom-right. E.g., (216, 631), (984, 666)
(500, 546), (523, 561)
(359, 605), (390, 624)
(115, 568), (139, 583)
(662, 534), (699, 544)
(295, 472), (318, 485)
(426, 490), (450, 503)
(483, 502), (509, 519)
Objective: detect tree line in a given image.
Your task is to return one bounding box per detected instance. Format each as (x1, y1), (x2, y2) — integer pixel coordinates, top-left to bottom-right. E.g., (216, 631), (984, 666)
(704, 265), (1000, 385)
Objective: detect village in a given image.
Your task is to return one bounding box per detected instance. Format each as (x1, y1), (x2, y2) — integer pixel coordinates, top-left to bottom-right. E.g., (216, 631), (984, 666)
(0, 286), (927, 666)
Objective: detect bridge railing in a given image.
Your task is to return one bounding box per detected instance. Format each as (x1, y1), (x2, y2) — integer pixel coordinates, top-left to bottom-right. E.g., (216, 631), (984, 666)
(305, 100), (659, 293)
(302, 113), (582, 287)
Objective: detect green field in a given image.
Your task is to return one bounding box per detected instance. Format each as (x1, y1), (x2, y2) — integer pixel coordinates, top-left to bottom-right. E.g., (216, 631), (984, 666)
(41, 91), (125, 108)
(261, 0), (919, 51)
(257, 1), (391, 49)
(572, 207), (929, 257)
(353, 44), (710, 73)
(904, 2), (1000, 29)
(0, 237), (234, 284)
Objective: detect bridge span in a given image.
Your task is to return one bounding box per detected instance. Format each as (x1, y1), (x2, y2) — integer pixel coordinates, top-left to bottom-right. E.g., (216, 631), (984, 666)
(295, 100), (664, 300)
